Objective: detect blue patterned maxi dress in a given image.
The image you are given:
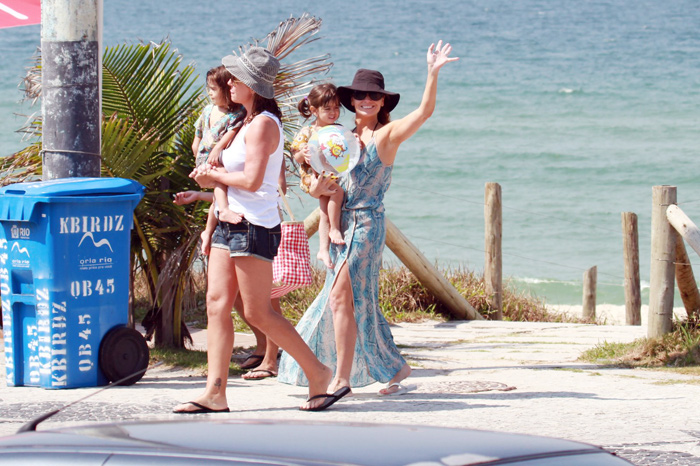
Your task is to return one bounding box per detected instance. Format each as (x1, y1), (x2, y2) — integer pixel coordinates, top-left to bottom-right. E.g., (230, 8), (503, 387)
(278, 139), (407, 387)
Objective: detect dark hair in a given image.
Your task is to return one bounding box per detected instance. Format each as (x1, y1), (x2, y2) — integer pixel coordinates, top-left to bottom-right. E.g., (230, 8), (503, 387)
(297, 83), (339, 119)
(377, 107), (391, 125)
(207, 65), (242, 114)
(242, 93), (283, 125)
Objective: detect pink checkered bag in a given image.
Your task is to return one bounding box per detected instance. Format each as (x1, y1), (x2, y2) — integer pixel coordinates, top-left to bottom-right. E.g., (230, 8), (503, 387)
(271, 188), (312, 298)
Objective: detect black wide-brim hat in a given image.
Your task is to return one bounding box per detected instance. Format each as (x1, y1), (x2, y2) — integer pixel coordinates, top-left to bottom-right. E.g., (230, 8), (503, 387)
(337, 69), (400, 114)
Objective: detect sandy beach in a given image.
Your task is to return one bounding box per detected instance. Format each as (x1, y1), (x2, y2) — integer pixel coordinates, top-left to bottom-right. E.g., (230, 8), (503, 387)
(549, 304), (690, 327)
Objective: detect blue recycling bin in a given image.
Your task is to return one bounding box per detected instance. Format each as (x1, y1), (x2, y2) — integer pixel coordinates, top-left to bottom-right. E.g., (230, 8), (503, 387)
(0, 177), (146, 389)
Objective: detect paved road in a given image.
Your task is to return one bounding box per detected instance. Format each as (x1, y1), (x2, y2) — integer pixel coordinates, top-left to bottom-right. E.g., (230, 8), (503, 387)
(1, 320), (699, 465)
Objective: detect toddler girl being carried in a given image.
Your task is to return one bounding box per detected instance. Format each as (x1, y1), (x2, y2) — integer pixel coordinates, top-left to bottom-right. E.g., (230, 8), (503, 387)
(291, 83), (345, 268)
(179, 65), (245, 250)
(190, 65), (243, 246)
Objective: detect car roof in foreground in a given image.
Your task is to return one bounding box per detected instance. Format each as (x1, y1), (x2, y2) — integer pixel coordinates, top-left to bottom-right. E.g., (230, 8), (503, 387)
(0, 419), (632, 465)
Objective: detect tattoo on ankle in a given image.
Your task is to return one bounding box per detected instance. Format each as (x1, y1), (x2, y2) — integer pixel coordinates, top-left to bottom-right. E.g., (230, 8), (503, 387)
(214, 378), (222, 392)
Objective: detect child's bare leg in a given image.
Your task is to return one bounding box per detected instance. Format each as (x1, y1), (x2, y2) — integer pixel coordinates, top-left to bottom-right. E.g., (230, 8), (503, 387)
(201, 204), (218, 256)
(317, 197), (333, 268)
(328, 188), (345, 245)
(214, 183), (243, 224)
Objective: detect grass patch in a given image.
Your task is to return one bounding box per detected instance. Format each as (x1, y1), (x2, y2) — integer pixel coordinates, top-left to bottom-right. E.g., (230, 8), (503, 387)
(652, 378), (700, 386)
(157, 264), (574, 330)
(580, 320), (700, 369)
(148, 346), (249, 374)
(652, 366), (700, 377)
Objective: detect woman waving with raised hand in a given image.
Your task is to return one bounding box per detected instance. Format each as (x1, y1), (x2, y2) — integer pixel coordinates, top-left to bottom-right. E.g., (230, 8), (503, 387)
(279, 41), (458, 396)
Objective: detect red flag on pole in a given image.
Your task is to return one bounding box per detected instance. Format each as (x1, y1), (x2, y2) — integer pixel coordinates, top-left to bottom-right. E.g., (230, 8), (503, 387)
(0, 0), (41, 29)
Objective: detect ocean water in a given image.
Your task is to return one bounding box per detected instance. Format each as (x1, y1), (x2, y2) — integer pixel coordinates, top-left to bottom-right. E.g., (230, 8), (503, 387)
(1, 0), (699, 305)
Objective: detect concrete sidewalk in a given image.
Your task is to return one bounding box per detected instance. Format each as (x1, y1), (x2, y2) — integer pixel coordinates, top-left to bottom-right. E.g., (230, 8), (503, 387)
(1, 320), (700, 465)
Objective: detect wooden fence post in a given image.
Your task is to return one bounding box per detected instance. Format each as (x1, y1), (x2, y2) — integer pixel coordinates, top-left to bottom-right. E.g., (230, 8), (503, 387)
(648, 185), (677, 338)
(666, 204), (700, 257)
(674, 235), (700, 320)
(385, 218), (483, 320)
(666, 205), (700, 320)
(582, 266), (597, 321)
(303, 207), (321, 238)
(484, 182), (503, 319)
(621, 212), (641, 325)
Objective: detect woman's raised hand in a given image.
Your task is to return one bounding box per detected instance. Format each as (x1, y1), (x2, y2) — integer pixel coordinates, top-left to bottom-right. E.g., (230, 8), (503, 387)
(427, 40), (459, 71)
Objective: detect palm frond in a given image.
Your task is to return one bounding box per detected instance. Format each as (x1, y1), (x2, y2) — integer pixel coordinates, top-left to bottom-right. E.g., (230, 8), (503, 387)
(265, 13), (324, 60)
(143, 231), (201, 346)
(100, 115), (164, 181)
(102, 41), (205, 145)
(19, 48), (41, 105)
(238, 13), (335, 179)
(233, 13), (333, 116)
(0, 142), (41, 185)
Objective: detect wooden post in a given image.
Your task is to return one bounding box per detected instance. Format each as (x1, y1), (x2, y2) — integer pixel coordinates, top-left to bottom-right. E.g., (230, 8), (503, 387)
(674, 234), (700, 320)
(484, 182), (503, 319)
(621, 212), (642, 325)
(648, 185), (677, 338)
(666, 205), (700, 320)
(385, 218), (483, 320)
(666, 204), (700, 257)
(302, 209), (483, 320)
(303, 207), (321, 238)
(582, 266), (597, 321)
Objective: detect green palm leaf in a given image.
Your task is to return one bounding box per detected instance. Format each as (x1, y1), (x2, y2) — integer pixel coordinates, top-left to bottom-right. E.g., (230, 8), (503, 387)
(102, 41), (205, 145)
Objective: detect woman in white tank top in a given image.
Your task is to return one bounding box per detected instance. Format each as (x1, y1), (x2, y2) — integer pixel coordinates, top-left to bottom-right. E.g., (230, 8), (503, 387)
(174, 47), (348, 414)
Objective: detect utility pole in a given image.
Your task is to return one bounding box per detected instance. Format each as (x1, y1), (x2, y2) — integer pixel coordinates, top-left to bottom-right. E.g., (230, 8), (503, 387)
(41, 0), (102, 179)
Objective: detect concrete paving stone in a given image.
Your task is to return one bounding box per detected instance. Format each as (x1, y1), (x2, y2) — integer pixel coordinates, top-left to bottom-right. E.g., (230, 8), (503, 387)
(1, 320), (699, 465)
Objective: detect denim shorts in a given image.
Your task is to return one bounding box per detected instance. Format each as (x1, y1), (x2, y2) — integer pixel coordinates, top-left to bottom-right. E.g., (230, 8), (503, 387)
(211, 219), (281, 262)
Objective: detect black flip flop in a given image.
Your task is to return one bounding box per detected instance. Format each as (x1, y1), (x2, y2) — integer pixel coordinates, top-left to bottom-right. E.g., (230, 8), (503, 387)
(239, 354), (264, 370)
(173, 401), (230, 414)
(301, 386), (351, 412)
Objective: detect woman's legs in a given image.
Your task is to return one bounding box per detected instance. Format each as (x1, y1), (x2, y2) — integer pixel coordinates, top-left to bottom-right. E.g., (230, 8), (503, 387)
(174, 248), (237, 412)
(327, 261), (411, 395)
(241, 298), (281, 379)
(327, 262), (357, 393)
(235, 256), (332, 409)
(378, 363), (412, 395)
(234, 294), (280, 373)
(234, 294), (267, 355)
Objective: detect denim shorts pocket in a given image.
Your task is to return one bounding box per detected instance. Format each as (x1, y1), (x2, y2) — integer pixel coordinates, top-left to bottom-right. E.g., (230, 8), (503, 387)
(225, 222), (250, 253)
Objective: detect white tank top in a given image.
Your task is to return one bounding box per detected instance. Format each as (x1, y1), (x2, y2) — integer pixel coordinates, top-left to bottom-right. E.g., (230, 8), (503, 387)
(220, 111), (283, 228)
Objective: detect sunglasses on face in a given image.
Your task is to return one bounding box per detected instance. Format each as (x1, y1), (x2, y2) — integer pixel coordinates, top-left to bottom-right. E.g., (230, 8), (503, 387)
(353, 91), (384, 101)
